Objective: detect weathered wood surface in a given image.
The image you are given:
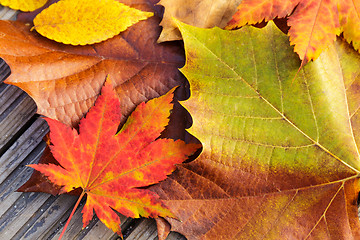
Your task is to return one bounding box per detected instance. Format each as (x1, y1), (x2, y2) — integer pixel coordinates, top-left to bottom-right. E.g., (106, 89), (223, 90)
(0, 6), (185, 240)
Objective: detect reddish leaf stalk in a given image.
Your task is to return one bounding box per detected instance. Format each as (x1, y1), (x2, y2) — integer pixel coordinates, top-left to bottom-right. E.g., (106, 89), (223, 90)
(58, 191), (86, 240)
(291, 64), (303, 85)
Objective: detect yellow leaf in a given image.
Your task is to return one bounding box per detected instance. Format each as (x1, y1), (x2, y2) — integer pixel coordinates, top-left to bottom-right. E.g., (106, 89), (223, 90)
(33, 0), (154, 45)
(0, 0), (47, 11)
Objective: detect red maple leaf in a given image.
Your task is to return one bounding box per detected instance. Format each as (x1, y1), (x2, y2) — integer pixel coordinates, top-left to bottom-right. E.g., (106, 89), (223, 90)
(226, 0), (360, 66)
(29, 77), (200, 238)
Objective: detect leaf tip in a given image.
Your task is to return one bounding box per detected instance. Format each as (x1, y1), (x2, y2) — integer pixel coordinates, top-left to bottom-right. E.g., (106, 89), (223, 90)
(26, 164), (36, 169)
(171, 17), (186, 32)
(167, 85), (178, 97)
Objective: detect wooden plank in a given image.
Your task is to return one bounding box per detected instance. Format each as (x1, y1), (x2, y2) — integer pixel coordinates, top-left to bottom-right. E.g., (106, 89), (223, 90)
(0, 117), (50, 239)
(0, 142), (47, 217)
(81, 218), (121, 240)
(0, 59), (10, 84)
(0, 6), (16, 20)
(49, 201), (92, 240)
(19, 195), (78, 240)
(0, 57), (37, 154)
(167, 232), (187, 240)
(50, 208), (134, 240)
(0, 193), (51, 239)
(0, 90), (37, 152)
(126, 219), (158, 240)
(0, 118), (48, 183)
(81, 218), (117, 240)
(0, 85), (23, 116)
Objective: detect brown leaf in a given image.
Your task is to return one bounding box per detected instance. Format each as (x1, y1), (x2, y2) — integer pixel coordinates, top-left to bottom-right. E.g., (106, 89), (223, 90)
(155, 217), (171, 240)
(157, 0), (242, 42)
(0, 0), (185, 127)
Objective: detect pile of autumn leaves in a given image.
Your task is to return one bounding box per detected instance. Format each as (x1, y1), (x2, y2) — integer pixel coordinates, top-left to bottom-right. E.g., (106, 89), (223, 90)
(1, 0), (360, 239)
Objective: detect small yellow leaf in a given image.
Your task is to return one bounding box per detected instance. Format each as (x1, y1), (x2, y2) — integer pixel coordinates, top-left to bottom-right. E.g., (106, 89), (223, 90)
(0, 0), (47, 11)
(33, 0), (154, 45)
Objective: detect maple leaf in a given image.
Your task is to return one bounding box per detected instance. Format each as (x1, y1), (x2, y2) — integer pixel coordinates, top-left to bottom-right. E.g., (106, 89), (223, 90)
(32, 0), (153, 45)
(150, 20), (360, 239)
(0, 0), (185, 127)
(29, 78), (200, 238)
(0, 0), (47, 11)
(157, 0), (242, 42)
(226, 0), (360, 65)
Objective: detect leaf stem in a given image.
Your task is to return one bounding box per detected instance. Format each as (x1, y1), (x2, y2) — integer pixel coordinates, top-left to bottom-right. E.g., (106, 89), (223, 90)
(58, 191), (86, 240)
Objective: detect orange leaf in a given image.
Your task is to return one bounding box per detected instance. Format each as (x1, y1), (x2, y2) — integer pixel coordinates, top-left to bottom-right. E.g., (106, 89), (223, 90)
(0, 0), (47, 11)
(339, 0), (360, 51)
(29, 78), (200, 237)
(227, 0), (360, 64)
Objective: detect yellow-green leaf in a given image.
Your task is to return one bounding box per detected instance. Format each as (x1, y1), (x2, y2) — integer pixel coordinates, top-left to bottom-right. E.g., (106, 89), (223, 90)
(0, 0), (46, 11)
(151, 20), (360, 239)
(33, 0), (153, 45)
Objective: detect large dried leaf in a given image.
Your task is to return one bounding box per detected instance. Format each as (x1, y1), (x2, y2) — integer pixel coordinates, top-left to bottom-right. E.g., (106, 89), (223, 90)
(227, 0), (360, 64)
(0, 0), (47, 11)
(0, 0), (185, 127)
(157, 0), (242, 42)
(33, 0), (153, 45)
(30, 79), (200, 236)
(151, 21), (360, 239)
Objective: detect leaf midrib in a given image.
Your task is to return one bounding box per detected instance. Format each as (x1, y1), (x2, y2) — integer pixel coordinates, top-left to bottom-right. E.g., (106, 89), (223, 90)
(33, 17), (145, 29)
(163, 173), (358, 200)
(90, 191), (172, 215)
(86, 100), (169, 190)
(84, 99), (106, 189)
